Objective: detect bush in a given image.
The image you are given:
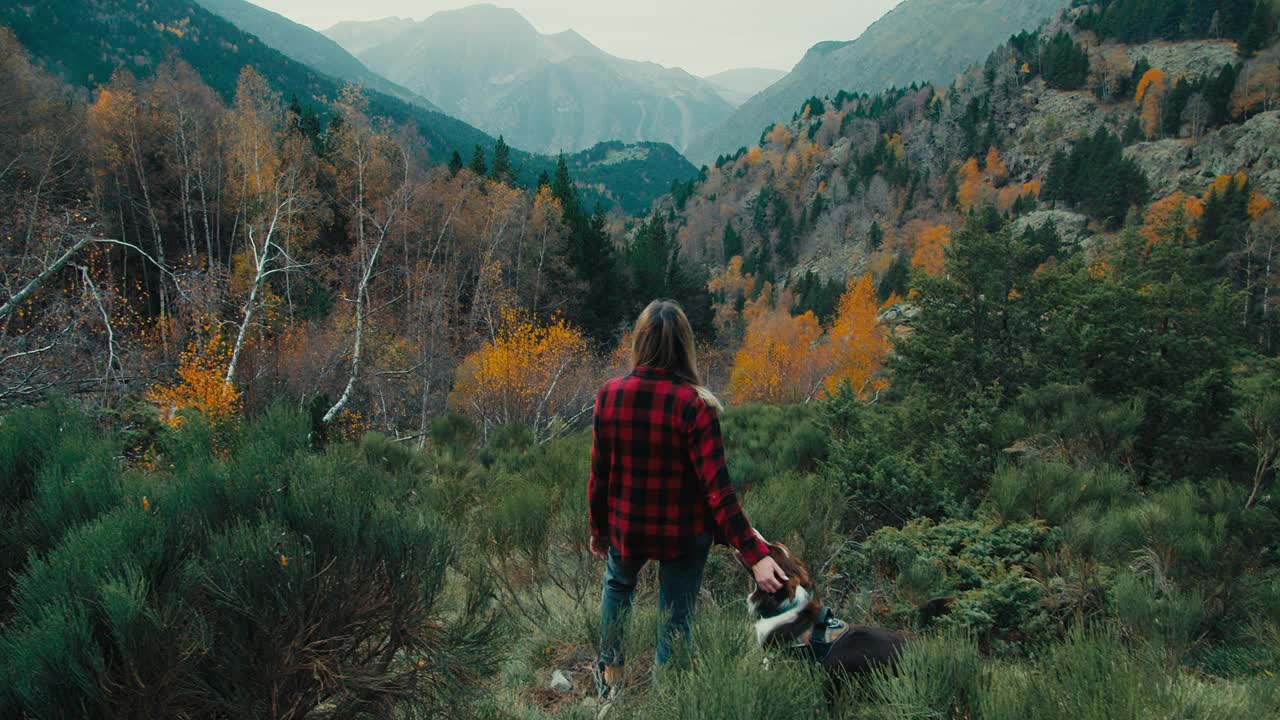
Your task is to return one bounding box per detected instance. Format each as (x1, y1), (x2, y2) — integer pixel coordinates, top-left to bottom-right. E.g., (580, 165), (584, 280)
(720, 404), (828, 490)
(988, 459), (1133, 526)
(0, 406), (500, 719)
(856, 518), (1058, 653)
(633, 606), (824, 720)
(743, 472), (846, 564)
(865, 633), (982, 720)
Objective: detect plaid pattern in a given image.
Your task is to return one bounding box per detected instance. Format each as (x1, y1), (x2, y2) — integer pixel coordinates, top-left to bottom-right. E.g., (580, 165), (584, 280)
(589, 365), (769, 567)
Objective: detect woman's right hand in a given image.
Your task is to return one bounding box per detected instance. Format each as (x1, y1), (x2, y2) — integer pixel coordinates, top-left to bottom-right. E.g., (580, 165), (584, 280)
(752, 556), (789, 593)
(590, 535), (609, 560)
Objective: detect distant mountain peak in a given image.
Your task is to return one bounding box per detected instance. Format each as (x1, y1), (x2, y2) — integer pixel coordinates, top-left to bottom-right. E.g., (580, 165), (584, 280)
(331, 5), (734, 155)
(686, 0), (1064, 165)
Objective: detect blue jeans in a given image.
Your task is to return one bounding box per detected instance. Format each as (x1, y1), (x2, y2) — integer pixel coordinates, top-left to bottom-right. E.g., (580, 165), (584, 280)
(599, 532), (712, 668)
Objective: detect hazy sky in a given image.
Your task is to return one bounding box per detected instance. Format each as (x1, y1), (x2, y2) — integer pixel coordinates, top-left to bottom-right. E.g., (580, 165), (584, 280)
(249, 0), (903, 77)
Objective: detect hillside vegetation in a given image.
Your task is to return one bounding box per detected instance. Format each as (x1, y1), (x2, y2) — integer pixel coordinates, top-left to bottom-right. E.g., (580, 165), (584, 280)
(3, 0), (1280, 718)
(0, 0), (693, 211)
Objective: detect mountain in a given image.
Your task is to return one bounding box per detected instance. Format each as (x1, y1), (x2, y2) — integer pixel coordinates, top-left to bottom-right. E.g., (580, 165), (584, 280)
(658, 3), (1279, 288)
(705, 67), (788, 105)
(0, 0), (694, 213)
(322, 17), (417, 56)
(193, 0), (440, 112)
(685, 0), (1064, 165)
(329, 4), (735, 156)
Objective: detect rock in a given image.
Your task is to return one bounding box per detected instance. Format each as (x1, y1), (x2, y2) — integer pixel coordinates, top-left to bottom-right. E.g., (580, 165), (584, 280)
(549, 669), (573, 694)
(878, 302), (920, 327)
(1011, 209), (1092, 245)
(1125, 40), (1237, 81)
(1126, 111), (1280, 201)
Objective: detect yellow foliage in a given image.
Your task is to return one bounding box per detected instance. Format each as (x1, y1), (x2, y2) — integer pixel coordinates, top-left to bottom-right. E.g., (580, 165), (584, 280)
(728, 304), (823, 405)
(824, 274), (890, 398)
(449, 308), (589, 427)
(745, 146), (764, 166)
(146, 334), (241, 428)
(985, 146), (1008, 182)
(1135, 68), (1168, 138)
(956, 157), (987, 212)
(912, 225), (951, 275)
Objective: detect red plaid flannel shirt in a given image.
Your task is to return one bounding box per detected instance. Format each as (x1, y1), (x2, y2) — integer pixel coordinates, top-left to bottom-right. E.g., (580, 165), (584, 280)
(588, 365), (769, 566)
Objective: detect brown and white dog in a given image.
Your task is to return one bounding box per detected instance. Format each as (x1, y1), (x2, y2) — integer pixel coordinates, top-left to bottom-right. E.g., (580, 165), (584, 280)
(737, 536), (922, 682)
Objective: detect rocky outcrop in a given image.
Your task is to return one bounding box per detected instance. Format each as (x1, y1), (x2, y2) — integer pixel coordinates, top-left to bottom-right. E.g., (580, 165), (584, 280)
(1128, 111), (1280, 199)
(1012, 210), (1093, 246)
(1125, 40), (1238, 79)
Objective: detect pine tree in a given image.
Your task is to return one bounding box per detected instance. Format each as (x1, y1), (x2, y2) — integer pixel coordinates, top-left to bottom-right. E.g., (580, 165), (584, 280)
(491, 135), (511, 182)
(868, 221), (885, 250)
(722, 222), (743, 262)
(1241, 0), (1276, 56)
(469, 145), (487, 176)
(448, 150), (463, 177)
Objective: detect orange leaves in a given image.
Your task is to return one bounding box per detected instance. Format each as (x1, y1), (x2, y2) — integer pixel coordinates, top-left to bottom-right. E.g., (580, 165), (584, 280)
(1249, 192), (1273, 219)
(1134, 68), (1168, 139)
(985, 146), (1008, 183)
(728, 296), (823, 405)
(1207, 172), (1272, 219)
(956, 149), (1006, 213)
(956, 157), (985, 212)
(1141, 192), (1204, 247)
(764, 124), (792, 149)
(1134, 68), (1166, 106)
(449, 307), (590, 432)
(912, 225), (951, 275)
(729, 274), (892, 404)
(824, 274), (890, 398)
(146, 334), (241, 428)
(744, 146), (764, 166)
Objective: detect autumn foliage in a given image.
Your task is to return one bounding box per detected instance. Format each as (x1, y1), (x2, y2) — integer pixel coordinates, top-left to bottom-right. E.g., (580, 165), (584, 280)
(1135, 67), (1169, 138)
(912, 225), (952, 275)
(729, 274), (891, 404)
(146, 333), (241, 428)
(1141, 191), (1205, 247)
(728, 289), (824, 404)
(823, 274), (891, 397)
(450, 308), (592, 438)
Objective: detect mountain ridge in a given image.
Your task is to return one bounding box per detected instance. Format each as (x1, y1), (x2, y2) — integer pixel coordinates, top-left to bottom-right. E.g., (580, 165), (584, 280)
(192, 0), (442, 112)
(328, 4), (736, 155)
(685, 0), (1065, 165)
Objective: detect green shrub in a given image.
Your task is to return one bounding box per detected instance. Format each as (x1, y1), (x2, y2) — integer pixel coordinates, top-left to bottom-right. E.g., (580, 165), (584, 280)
(721, 404), (828, 490)
(856, 518), (1057, 653)
(0, 405), (500, 719)
(430, 411), (478, 451)
(633, 606), (824, 720)
(743, 472), (846, 563)
(864, 633), (982, 720)
(989, 459), (1134, 526)
(996, 383), (1143, 466)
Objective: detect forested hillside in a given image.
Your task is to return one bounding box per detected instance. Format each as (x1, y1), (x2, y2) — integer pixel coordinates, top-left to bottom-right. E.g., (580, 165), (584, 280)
(0, 0), (694, 211)
(3, 0), (1280, 718)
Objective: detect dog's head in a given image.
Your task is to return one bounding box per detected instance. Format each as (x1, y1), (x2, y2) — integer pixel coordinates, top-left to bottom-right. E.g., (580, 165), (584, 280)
(736, 535), (814, 619)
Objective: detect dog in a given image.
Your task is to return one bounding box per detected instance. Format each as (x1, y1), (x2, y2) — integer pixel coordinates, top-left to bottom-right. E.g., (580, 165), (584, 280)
(737, 536), (951, 683)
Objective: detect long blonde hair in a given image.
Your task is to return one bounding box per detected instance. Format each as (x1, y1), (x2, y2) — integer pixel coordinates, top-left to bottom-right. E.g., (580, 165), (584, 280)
(631, 300), (722, 409)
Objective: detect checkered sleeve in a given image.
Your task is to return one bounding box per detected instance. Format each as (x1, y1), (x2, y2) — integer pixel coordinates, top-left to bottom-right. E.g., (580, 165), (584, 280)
(588, 385), (610, 541)
(686, 397), (769, 566)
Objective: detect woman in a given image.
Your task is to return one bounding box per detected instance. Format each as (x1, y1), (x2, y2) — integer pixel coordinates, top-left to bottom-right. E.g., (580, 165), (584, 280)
(588, 299), (788, 697)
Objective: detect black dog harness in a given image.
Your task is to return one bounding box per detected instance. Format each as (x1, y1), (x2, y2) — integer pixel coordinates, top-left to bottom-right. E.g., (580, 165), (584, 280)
(788, 606), (849, 662)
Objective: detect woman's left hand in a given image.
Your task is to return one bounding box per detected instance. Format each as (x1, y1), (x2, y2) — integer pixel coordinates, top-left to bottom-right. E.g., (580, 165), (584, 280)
(590, 536), (609, 560)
